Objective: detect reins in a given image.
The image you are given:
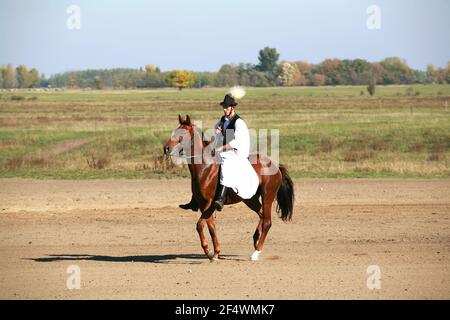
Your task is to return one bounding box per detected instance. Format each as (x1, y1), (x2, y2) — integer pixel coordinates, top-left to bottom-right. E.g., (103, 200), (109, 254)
(168, 153), (204, 159)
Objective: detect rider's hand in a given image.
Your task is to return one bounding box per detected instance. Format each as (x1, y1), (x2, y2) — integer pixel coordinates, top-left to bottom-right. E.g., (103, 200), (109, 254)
(215, 127), (222, 135)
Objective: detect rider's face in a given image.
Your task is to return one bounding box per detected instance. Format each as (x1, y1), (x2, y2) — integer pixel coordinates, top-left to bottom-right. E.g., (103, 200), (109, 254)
(223, 106), (234, 117)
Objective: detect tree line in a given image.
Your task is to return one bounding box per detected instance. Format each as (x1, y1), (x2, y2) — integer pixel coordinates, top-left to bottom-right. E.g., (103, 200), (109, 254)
(0, 64), (42, 89)
(1, 47), (450, 89)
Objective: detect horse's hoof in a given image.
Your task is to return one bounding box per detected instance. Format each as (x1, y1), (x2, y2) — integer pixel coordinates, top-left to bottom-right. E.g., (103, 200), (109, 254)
(250, 250), (261, 261)
(208, 252), (220, 262)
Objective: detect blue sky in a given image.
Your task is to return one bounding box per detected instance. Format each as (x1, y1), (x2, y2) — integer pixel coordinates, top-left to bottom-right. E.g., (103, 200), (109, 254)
(0, 0), (449, 76)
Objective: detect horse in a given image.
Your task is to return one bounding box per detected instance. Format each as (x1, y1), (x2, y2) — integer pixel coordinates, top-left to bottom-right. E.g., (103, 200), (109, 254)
(163, 114), (295, 261)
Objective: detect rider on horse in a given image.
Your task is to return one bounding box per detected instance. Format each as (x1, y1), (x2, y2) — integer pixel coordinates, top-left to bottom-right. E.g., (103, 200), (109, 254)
(169, 89), (294, 261)
(179, 87), (252, 212)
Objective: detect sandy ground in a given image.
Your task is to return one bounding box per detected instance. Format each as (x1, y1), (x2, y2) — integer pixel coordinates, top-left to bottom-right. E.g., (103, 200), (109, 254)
(0, 178), (449, 300)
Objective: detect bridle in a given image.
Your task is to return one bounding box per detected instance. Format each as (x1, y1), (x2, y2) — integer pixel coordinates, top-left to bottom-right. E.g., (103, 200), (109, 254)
(165, 125), (205, 160)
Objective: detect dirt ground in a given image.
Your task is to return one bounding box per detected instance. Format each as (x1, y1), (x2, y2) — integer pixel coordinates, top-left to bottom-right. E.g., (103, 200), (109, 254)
(0, 178), (449, 299)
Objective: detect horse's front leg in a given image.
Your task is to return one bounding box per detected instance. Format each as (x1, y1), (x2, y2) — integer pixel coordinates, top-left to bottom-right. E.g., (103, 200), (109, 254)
(206, 214), (220, 261)
(196, 218), (210, 257)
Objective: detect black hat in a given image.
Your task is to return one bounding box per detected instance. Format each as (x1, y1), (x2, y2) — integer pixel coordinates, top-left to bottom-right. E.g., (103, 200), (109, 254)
(219, 94), (237, 107)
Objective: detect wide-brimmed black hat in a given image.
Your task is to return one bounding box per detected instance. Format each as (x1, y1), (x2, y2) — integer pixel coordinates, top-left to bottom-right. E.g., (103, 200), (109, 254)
(219, 94), (237, 107)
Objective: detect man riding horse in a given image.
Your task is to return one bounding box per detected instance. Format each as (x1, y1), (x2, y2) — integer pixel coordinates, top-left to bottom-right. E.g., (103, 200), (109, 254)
(164, 88), (294, 260)
(180, 87), (258, 211)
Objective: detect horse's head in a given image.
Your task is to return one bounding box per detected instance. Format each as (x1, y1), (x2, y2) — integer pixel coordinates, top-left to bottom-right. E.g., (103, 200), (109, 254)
(163, 114), (195, 163)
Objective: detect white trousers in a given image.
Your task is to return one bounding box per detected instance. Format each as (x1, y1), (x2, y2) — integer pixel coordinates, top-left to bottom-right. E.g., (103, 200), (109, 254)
(219, 149), (259, 199)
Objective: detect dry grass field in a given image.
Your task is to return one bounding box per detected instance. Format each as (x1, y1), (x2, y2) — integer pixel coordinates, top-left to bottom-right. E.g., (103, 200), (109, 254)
(0, 85), (449, 179)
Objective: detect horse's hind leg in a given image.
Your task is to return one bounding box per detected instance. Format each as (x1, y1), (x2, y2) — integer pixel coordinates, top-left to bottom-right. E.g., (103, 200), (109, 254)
(253, 218), (263, 250)
(206, 215), (220, 261)
(251, 193), (275, 261)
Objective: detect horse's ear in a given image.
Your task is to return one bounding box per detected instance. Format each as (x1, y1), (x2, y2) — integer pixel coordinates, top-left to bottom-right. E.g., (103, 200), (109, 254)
(178, 114), (183, 124)
(186, 115), (191, 125)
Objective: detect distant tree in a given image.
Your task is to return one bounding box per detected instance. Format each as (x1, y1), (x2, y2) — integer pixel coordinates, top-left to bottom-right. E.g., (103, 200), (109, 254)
(192, 72), (217, 88)
(320, 59), (341, 85)
(336, 59), (371, 85)
(380, 57), (416, 84)
(311, 73), (326, 86)
(370, 63), (385, 84)
(166, 70), (195, 90)
(447, 62), (450, 84)
(217, 64), (238, 87)
(40, 73), (49, 88)
(3, 64), (16, 88)
(415, 70), (427, 84)
(66, 75), (78, 88)
(291, 61), (312, 86)
(145, 64), (155, 74)
(233, 63), (250, 86)
(426, 64), (436, 84)
(112, 75), (123, 88)
(292, 72), (309, 86)
(256, 47), (280, 73)
(278, 62), (298, 86)
(293, 60), (312, 73)
(94, 76), (105, 90)
(248, 69), (272, 87)
(28, 68), (41, 88)
(16, 65), (29, 88)
(0, 66), (4, 88)
(144, 64), (164, 87)
(126, 72), (145, 88)
(433, 66), (448, 84)
(367, 82), (376, 96)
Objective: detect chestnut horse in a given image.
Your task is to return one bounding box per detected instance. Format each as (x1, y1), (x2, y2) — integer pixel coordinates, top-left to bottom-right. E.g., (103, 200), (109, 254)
(163, 115), (294, 261)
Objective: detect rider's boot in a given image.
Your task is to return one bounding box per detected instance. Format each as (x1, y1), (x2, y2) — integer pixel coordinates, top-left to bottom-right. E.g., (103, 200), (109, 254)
(214, 184), (228, 212)
(179, 196), (199, 211)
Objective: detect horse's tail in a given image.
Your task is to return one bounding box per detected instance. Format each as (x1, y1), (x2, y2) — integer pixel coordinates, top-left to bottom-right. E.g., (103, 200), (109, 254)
(276, 164), (295, 222)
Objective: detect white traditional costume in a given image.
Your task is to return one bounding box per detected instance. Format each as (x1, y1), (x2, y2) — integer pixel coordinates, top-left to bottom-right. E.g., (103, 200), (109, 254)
(214, 88), (259, 200)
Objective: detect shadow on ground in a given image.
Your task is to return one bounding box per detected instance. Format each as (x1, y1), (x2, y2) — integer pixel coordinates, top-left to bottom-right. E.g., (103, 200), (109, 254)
(27, 253), (244, 264)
